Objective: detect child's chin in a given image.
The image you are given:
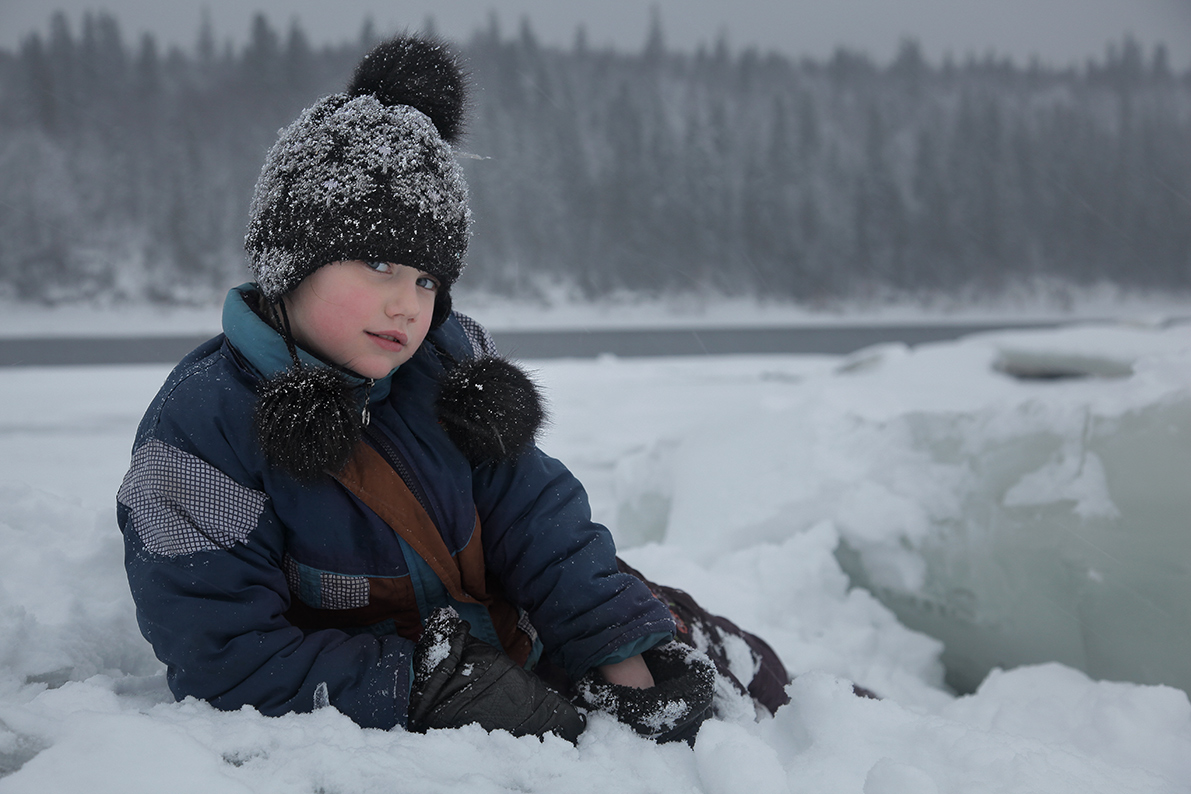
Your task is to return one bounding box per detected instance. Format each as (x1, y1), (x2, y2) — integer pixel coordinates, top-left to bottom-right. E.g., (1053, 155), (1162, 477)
(358, 355), (407, 379)
(359, 365), (397, 379)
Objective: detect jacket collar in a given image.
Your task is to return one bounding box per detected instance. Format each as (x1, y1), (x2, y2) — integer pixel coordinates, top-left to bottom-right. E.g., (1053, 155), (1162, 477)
(221, 283), (393, 402)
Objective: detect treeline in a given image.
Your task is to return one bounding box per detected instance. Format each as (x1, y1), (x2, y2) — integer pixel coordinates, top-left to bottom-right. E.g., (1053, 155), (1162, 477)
(1, 11), (1189, 305)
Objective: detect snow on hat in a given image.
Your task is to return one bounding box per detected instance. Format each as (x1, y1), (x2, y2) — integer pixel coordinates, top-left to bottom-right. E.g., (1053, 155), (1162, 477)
(245, 35), (471, 304)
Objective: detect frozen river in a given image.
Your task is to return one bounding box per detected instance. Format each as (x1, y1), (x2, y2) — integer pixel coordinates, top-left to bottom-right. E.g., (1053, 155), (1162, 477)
(0, 321), (1063, 366)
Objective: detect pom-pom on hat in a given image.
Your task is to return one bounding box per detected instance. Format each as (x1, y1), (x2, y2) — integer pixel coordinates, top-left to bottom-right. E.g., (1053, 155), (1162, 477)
(245, 35), (471, 310)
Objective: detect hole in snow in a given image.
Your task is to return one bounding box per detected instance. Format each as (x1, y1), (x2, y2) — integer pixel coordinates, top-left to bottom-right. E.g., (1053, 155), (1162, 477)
(23, 667), (73, 690)
(993, 349), (1134, 381)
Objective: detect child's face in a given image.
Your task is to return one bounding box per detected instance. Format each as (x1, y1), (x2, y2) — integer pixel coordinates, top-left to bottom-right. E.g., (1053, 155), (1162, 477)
(285, 260), (439, 379)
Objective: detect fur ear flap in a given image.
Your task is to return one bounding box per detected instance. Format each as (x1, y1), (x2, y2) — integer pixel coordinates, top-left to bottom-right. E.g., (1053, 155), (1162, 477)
(435, 357), (546, 464)
(255, 366), (362, 480)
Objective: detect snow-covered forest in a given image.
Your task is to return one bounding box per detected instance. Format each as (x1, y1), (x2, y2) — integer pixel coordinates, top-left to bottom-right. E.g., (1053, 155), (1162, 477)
(1, 11), (1189, 305)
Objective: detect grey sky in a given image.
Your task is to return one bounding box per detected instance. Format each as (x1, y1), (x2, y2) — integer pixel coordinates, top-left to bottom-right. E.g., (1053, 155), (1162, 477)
(2, 1), (1189, 68)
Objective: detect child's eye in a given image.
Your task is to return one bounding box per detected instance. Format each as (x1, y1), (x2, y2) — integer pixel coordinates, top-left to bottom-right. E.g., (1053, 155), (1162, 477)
(416, 275), (440, 292)
(365, 261), (393, 274)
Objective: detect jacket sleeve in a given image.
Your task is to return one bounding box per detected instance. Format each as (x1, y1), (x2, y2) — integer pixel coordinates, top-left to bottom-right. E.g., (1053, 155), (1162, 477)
(472, 446), (675, 680)
(437, 313), (675, 679)
(118, 426), (414, 730)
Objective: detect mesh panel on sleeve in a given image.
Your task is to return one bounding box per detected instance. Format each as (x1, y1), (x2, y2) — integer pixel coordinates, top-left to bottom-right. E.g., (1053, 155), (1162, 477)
(320, 572), (370, 609)
(282, 553), (370, 610)
(283, 553), (301, 593)
(117, 438), (268, 557)
(455, 312), (498, 358)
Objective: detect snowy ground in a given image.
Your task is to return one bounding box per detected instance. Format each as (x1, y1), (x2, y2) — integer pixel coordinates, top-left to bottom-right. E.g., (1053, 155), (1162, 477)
(2, 315), (1191, 792)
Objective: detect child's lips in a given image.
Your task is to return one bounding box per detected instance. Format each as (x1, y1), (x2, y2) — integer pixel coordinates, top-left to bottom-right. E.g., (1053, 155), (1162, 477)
(367, 330), (408, 351)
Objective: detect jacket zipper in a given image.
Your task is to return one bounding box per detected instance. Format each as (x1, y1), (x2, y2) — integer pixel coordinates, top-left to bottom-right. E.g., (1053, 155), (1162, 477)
(361, 424), (442, 530)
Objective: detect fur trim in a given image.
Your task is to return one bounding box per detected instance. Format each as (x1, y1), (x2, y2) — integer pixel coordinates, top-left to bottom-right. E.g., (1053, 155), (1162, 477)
(254, 366), (362, 480)
(435, 357), (546, 464)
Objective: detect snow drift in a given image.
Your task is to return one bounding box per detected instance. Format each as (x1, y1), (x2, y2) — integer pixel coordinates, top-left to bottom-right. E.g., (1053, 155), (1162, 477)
(1, 319), (1190, 792)
(617, 323), (1191, 695)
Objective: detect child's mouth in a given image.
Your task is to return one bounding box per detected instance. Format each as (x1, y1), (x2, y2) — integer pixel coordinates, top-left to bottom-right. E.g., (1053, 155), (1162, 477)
(367, 331), (407, 350)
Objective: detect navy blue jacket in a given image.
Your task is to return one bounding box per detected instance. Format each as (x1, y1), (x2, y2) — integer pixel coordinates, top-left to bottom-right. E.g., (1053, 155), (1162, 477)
(117, 285), (673, 729)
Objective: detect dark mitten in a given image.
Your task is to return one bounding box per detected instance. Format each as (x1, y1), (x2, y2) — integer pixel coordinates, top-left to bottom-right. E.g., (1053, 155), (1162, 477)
(616, 557), (792, 715)
(574, 641), (716, 745)
(407, 608), (586, 743)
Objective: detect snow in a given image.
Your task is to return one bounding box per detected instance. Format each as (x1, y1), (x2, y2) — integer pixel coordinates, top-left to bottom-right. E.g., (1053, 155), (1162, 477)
(2, 317), (1191, 792)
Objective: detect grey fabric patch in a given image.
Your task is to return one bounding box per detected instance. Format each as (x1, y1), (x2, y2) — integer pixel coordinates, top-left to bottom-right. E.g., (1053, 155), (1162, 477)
(456, 313), (498, 358)
(319, 571), (370, 610)
(117, 438), (268, 557)
(283, 553), (370, 610)
(516, 608), (539, 643)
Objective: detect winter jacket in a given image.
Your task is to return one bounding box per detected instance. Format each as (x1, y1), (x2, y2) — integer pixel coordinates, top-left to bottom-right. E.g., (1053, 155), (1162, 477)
(117, 284), (674, 730)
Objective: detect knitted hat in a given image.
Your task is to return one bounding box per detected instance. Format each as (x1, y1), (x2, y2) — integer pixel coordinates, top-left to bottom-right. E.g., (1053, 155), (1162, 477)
(245, 35), (470, 317)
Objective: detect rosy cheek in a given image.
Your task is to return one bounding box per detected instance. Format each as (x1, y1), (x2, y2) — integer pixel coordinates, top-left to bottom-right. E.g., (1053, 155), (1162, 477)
(307, 312), (348, 352)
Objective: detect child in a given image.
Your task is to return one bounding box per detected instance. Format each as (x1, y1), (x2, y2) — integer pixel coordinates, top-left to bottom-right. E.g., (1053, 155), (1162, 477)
(117, 35), (787, 744)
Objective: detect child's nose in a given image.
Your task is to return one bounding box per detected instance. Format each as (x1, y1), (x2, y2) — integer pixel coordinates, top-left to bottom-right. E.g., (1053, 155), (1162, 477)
(385, 279), (420, 318)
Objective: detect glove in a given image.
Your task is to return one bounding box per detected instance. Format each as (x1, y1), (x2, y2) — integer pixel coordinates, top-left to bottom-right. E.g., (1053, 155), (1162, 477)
(407, 608), (586, 743)
(574, 640), (715, 745)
